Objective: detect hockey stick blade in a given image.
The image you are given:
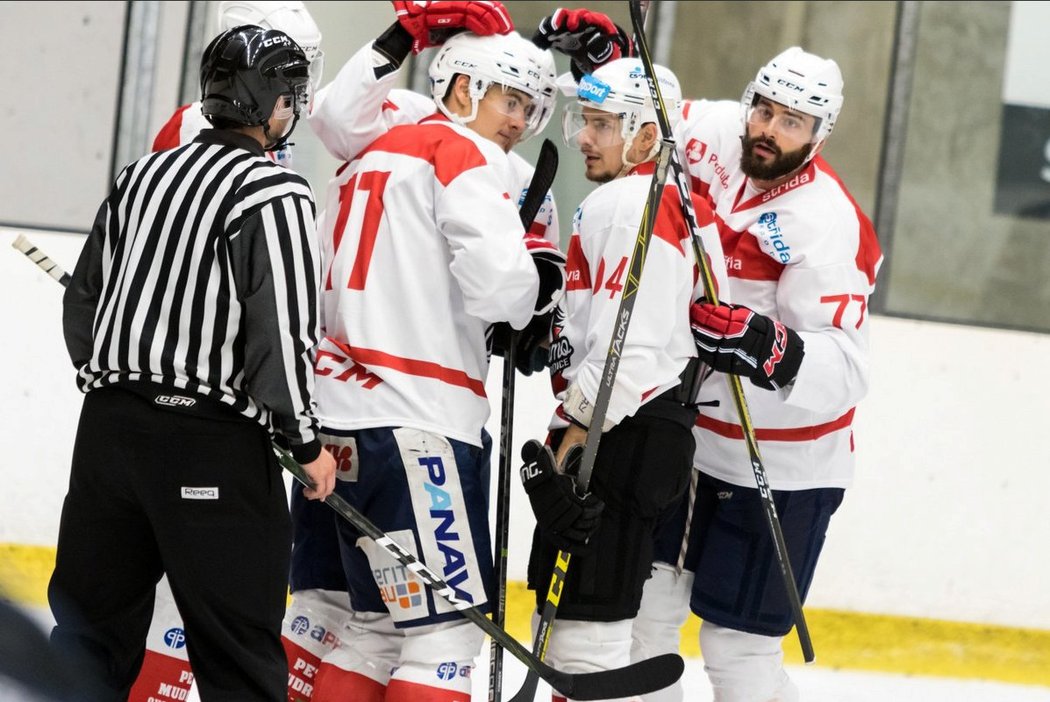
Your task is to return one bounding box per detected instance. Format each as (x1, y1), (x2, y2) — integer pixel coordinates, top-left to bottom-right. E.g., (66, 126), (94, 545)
(273, 445), (684, 700)
(11, 234), (72, 286)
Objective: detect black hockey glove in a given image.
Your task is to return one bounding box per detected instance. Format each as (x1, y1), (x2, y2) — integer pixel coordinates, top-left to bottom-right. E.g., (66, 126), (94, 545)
(520, 440), (604, 555)
(689, 299), (805, 391)
(488, 311), (551, 376)
(532, 8), (634, 81)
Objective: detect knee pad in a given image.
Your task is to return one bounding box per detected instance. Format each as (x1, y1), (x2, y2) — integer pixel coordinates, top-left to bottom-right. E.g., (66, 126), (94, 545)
(699, 622), (798, 702)
(386, 620), (484, 701)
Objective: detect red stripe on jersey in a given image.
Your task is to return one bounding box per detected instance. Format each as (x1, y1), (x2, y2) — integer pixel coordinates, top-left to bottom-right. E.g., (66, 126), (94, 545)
(719, 215), (785, 281)
(696, 407), (855, 442)
(527, 219), (547, 237)
(814, 157), (882, 286)
(152, 104), (191, 152)
(564, 235), (591, 291)
(381, 98), (399, 112)
(358, 123), (488, 187)
(331, 340), (487, 398)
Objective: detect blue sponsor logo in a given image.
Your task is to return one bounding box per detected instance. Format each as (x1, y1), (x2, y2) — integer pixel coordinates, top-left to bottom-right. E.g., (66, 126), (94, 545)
(163, 627), (186, 650)
(757, 212), (791, 263)
(418, 455), (474, 604)
(577, 74), (611, 104)
(290, 615), (311, 635)
(436, 662), (458, 680)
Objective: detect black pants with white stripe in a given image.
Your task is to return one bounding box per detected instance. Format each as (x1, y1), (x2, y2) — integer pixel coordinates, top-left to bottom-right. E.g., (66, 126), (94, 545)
(48, 386), (292, 702)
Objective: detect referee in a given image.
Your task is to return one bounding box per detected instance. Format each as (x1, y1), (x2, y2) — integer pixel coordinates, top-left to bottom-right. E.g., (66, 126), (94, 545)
(49, 25), (335, 702)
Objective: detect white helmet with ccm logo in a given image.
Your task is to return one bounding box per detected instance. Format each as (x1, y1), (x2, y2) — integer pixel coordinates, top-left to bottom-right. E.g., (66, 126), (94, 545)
(741, 46), (843, 144)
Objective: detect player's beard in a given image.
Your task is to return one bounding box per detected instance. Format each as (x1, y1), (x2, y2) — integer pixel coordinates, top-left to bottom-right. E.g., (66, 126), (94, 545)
(739, 134), (812, 181)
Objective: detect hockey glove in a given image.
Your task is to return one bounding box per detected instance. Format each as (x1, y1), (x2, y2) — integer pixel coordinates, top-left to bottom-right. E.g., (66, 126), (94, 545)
(520, 440), (604, 555)
(489, 312), (553, 376)
(526, 236), (567, 316)
(532, 8), (634, 81)
(392, 1), (514, 54)
(689, 299), (805, 391)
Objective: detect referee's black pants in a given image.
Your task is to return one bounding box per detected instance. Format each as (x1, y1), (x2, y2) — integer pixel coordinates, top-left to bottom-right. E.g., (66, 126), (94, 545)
(48, 387), (292, 701)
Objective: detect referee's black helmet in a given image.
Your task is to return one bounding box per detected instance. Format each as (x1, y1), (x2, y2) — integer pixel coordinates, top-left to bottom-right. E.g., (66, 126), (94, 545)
(200, 25), (311, 132)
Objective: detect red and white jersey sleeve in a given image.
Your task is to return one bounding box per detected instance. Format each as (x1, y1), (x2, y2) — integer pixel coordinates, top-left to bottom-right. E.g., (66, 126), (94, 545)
(308, 40), (559, 244)
(314, 117), (544, 447)
(682, 102), (884, 491)
(152, 103), (210, 151)
(549, 164), (727, 430)
(152, 101), (294, 166)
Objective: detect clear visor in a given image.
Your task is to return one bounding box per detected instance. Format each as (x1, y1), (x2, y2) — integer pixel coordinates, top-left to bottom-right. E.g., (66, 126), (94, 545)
(561, 107), (625, 149)
(484, 84), (543, 133)
(745, 99), (820, 144)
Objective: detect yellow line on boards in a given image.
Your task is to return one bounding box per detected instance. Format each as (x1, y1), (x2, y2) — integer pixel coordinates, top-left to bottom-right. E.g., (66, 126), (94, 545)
(4, 543), (1049, 688)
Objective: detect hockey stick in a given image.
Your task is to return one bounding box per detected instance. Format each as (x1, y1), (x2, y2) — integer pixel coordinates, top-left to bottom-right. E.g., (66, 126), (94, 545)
(489, 137), (559, 702)
(10, 233), (686, 701)
(627, 0), (815, 663)
(274, 445), (683, 701)
(11, 234), (71, 286)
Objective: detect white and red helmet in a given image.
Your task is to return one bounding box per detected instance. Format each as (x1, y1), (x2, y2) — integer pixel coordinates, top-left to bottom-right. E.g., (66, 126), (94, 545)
(741, 46), (843, 144)
(218, 1), (323, 88)
(428, 31), (558, 142)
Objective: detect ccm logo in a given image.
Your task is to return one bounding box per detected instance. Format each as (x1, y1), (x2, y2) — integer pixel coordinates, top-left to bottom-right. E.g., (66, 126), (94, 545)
(181, 487), (219, 500)
(155, 394), (197, 408)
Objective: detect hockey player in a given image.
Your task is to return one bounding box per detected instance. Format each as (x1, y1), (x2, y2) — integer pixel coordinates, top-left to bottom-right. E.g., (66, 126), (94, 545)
(531, 12), (882, 702)
(307, 25), (567, 702)
(520, 58), (728, 700)
(631, 46), (882, 702)
(144, 5), (342, 702)
(52, 25), (336, 701)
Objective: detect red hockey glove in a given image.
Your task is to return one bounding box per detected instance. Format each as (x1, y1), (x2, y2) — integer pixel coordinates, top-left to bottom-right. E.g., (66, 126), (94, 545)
(520, 440), (604, 555)
(392, 1), (514, 54)
(689, 299), (805, 391)
(532, 8), (634, 80)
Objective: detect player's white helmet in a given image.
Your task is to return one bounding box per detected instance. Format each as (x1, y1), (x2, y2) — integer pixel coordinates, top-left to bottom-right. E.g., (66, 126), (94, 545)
(428, 31), (558, 142)
(218, 1), (323, 88)
(562, 58), (682, 164)
(741, 46), (843, 145)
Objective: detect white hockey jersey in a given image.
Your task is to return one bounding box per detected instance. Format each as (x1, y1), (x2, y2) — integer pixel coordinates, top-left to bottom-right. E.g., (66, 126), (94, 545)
(314, 114), (546, 447)
(676, 99), (883, 490)
(549, 162), (728, 430)
(308, 40), (558, 245)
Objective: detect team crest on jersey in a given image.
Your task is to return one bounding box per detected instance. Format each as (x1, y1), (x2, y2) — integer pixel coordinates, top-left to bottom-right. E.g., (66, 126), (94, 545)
(686, 138), (707, 164)
(548, 307), (574, 375)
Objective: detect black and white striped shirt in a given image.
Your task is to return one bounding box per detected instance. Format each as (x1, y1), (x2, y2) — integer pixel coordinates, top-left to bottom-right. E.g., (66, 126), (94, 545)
(63, 129), (322, 461)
